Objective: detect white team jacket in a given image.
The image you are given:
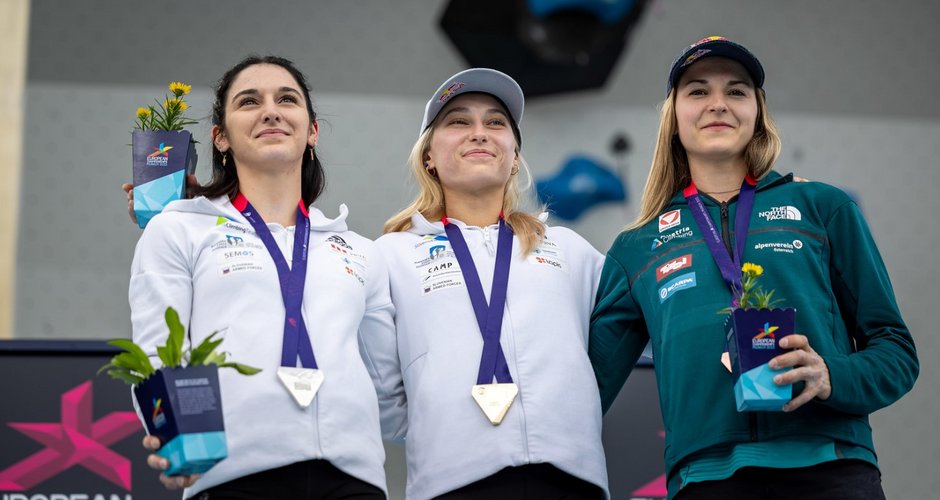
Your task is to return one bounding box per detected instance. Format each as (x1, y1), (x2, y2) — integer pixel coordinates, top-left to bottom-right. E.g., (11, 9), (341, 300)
(129, 196), (393, 498)
(368, 213), (609, 499)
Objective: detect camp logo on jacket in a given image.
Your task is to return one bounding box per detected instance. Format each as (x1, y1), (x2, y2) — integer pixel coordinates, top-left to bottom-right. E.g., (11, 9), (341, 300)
(651, 227), (693, 250)
(658, 210), (682, 232)
(658, 272), (697, 302)
(415, 255), (464, 295)
(758, 205), (802, 221)
(656, 254), (692, 282)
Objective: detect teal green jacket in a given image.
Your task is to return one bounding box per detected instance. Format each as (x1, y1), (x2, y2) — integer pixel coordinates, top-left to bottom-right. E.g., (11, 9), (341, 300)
(589, 171), (918, 482)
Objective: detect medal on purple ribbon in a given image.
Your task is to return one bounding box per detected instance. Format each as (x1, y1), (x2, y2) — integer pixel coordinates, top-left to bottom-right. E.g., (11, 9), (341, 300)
(443, 215), (518, 425)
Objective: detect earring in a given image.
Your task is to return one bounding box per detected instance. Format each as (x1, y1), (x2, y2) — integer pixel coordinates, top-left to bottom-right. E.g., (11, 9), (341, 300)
(425, 162), (437, 177)
(309, 146), (315, 160)
(511, 164), (519, 176)
(222, 152), (227, 166)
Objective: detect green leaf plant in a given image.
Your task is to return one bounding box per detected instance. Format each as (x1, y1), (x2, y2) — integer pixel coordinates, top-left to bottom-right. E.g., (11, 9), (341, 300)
(718, 262), (786, 315)
(99, 306), (261, 385)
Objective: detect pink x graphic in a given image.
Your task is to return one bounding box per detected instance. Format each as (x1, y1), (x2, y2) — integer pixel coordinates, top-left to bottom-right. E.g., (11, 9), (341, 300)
(0, 380), (140, 491)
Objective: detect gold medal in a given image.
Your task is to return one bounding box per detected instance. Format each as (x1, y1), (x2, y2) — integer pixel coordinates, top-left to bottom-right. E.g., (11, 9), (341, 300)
(277, 367), (324, 408)
(471, 383), (518, 425)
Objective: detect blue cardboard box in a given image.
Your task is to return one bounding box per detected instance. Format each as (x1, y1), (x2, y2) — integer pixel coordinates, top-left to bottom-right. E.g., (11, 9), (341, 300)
(132, 130), (197, 228)
(133, 365), (227, 475)
(725, 308), (796, 411)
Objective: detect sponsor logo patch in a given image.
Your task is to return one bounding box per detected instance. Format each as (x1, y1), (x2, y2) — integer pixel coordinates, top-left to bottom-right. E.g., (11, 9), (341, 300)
(658, 272), (697, 303)
(651, 227), (693, 251)
(438, 81), (465, 103)
(758, 206), (802, 221)
(658, 210), (682, 232)
(527, 238), (566, 270)
(753, 239), (804, 254)
(656, 254), (692, 282)
(327, 235), (353, 249)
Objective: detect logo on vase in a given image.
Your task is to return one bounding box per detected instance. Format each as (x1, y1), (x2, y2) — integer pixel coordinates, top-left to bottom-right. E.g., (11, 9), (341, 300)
(146, 142), (174, 166)
(752, 322), (778, 349)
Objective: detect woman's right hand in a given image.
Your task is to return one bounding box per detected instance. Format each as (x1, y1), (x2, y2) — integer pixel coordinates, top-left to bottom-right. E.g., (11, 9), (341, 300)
(122, 183), (139, 225)
(123, 175), (200, 225)
(143, 435), (201, 490)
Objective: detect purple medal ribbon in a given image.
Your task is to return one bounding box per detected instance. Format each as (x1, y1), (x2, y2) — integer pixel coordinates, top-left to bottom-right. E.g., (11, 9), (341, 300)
(682, 176), (757, 299)
(233, 193), (317, 369)
(442, 215), (514, 385)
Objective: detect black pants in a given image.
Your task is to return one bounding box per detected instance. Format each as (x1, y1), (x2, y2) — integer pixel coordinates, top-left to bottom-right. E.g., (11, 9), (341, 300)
(675, 459), (885, 500)
(434, 463), (603, 500)
(197, 459), (385, 500)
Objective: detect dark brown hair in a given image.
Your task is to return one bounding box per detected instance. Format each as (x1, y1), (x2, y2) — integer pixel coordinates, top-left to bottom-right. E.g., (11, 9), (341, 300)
(196, 55), (325, 206)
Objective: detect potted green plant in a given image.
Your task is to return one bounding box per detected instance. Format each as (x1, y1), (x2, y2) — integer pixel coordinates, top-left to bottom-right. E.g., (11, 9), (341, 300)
(722, 263), (796, 411)
(100, 307), (260, 475)
(132, 82), (199, 228)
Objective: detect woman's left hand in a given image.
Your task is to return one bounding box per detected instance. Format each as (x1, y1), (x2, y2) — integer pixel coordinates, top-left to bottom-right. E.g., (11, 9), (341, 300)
(768, 334), (831, 412)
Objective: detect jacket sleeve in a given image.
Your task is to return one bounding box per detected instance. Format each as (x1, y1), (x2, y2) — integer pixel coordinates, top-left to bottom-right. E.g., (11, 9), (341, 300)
(357, 246), (407, 442)
(820, 200), (919, 414)
(589, 250), (650, 414)
(129, 214), (194, 366)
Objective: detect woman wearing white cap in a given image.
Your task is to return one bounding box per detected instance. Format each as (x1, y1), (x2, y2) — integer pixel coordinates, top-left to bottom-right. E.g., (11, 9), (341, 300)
(589, 36), (918, 499)
(365, 69), (608, 499)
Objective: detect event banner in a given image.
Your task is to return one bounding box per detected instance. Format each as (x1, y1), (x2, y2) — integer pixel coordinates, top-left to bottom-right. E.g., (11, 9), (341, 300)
(1, 342), (665, 500)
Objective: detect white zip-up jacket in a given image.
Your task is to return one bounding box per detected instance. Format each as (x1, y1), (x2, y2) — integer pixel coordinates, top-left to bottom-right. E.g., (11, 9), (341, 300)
(129, 196), (393, 498)
(368, 213), (609, 499)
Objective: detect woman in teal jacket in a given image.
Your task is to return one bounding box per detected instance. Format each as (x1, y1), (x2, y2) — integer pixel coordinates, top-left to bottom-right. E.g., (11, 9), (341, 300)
(589, 36), (918, 499)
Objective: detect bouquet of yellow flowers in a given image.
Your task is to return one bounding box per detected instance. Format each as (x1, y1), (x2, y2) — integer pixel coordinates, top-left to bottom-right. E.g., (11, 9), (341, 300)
(134, 82), (198, 131)
(723, 262), (796, 412)
(720, 262), (784, 314)
(131, 82), (199, 229)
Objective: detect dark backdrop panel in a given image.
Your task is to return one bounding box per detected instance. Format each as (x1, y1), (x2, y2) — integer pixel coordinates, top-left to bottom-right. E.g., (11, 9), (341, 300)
(1, 342), (666, 500)
(0, 341), (178, 500)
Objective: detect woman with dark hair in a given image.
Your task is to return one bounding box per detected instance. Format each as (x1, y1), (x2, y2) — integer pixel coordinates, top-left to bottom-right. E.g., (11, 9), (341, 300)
(130, 56), (392, 499)
(589, 37), (918, 499)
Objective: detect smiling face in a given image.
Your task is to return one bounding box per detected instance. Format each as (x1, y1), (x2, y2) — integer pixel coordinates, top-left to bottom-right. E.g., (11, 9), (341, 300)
(212, 63), (318, 172)
(674, 57), (758, 166)
(426, 93), (519, 200)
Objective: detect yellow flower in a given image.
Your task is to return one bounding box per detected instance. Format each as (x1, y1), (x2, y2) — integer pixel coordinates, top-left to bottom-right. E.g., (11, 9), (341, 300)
(165, 98), (189, 112)
(169, 82), (192, 97)
(741, 262), (763, 277)
(136, 107), (151, 120)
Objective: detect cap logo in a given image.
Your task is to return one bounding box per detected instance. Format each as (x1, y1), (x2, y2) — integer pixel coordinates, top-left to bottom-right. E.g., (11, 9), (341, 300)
(438, 82), (465, 103)
(681, 48), (712, 68)
(694, 35), (728, 47)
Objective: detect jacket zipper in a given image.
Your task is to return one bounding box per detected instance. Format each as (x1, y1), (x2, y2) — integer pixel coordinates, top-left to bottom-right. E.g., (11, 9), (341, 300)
(720, 200), (759, 441)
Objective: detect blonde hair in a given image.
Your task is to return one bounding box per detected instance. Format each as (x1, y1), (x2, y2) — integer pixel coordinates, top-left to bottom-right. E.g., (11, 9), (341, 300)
(383, 127), (546, 255)
(628, 87), (781, 230)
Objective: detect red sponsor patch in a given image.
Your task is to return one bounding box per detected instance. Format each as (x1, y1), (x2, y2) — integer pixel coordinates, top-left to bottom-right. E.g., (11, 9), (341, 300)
(656, 254), (692, 281)
(658, 210), (681, 232)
